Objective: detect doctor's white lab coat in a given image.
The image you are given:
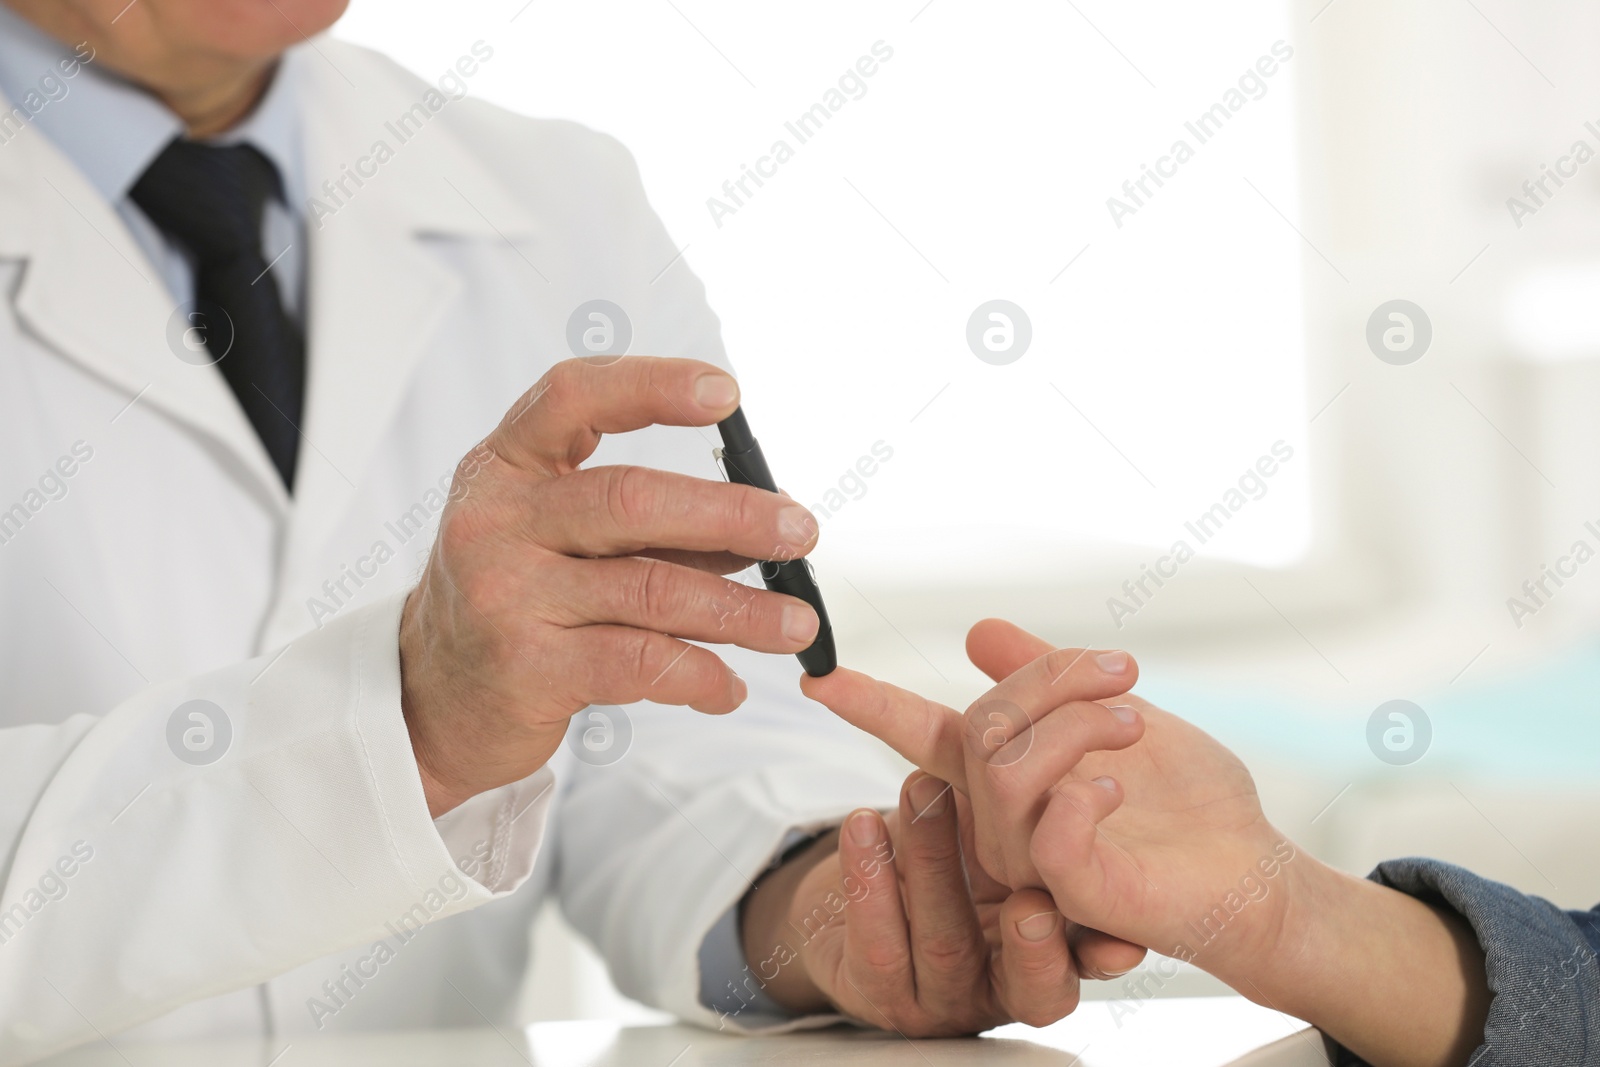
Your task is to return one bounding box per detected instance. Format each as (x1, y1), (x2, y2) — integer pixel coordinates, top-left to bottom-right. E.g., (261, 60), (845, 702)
(0, 36), (896, 1063)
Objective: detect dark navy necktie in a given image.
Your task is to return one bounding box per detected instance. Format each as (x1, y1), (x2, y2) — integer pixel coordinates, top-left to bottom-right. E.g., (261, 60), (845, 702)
(131, 140), (305, 490)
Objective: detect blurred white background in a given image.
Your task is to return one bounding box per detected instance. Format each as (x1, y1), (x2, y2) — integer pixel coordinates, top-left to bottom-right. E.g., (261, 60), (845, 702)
(337, 0), (1600, 1021)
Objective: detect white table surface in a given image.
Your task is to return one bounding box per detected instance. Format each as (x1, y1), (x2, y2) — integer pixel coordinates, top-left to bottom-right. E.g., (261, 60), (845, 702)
(37, 996), (1332, 1067)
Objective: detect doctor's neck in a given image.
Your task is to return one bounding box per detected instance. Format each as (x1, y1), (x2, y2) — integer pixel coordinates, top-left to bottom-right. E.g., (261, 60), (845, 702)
(136, 64), (276, 139)
(3, 0), (349, 137)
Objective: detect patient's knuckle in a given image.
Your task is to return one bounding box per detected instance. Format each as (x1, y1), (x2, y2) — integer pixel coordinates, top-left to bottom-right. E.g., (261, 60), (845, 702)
(1042, 647), (1085, 684)
(975, 837), (1011, 886)
(925, 701), (960, 757)
(984, 762), (1029, 806)
(1062, 702), (1098, 741)
(1029, 832), (1069, 881)
(961, 708), (986, 752)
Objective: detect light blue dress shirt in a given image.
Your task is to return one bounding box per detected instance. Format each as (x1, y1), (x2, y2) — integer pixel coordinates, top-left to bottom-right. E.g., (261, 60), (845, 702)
(0, 5), (795, 1025)
(0, 3), (305, 320)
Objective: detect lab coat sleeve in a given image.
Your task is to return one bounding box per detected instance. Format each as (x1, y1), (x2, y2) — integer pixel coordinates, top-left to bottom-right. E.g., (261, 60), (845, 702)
(539, 130), (905, 1031)
(0, 590), (553, 1065)
(553, 645), (902, 1032)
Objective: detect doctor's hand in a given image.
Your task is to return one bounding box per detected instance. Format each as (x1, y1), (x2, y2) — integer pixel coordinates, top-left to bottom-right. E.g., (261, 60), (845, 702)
(398, 357), (822, 816)
(734, 771), (1147, 1036)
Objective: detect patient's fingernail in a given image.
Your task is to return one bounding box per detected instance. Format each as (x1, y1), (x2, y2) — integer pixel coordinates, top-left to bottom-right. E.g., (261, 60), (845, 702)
(1109, 704), (1138, 725)
(1093, 775), (1117, 791)
(731, 674), (748, 705)
(847, 810), (882, 848)
(1017, 911), (1059, 942)
(1097, 651), (1129, 674)
(908, 775), (949, 820)
(695, 373), (739, 410)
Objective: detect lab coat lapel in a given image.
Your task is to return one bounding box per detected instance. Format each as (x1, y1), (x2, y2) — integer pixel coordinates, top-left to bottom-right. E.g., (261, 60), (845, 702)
(279, 43), (543, 589)
(0, 125), (287, 510)
(284, 160), (461, 589)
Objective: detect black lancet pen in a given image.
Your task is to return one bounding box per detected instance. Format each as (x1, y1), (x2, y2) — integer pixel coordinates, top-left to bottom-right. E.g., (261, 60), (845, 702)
(715, 407), (837, 677)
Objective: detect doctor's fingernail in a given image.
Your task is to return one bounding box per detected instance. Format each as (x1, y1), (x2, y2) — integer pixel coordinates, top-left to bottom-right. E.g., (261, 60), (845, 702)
(1093, 775), (1118, 791)
(1096, 650), (1129, 674)
(908, 775), (949, 820)
(778, 505), (818, 547)
(1017, 911), (1059, 942)
(1109, 704), (1139, 725)
(782, 604), (819, 644)
(847, 810), (882, 848)
(731, 674), (748, 705)
(694, 373), (739, 410)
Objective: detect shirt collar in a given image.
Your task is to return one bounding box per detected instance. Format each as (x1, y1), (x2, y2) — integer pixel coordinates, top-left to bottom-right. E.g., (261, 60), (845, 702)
(210, 50), (306, 215)
(0, 5), (305, 217)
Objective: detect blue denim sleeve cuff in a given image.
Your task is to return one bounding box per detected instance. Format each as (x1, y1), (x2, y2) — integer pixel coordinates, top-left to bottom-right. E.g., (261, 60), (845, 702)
(1331, 857), (1600, 1066)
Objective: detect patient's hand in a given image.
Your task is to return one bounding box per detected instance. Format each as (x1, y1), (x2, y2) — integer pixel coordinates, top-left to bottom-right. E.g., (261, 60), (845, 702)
(801, 619), (1288, 981)
(805, 621), (1495, 1067)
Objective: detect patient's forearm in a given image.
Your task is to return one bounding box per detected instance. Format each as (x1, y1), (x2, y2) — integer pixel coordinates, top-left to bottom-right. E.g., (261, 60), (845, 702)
(1220, 855), (1490, 1067)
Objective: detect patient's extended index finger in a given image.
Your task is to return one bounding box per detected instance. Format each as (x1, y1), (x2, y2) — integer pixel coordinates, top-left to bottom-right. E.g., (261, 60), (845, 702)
(489, 356), (740, 476)
(800, 668), (967, 791)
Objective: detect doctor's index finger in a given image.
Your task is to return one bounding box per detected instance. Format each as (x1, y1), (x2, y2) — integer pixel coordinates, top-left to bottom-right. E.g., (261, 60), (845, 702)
(800, 668), (968, 791)
(488, 356), (740, 476)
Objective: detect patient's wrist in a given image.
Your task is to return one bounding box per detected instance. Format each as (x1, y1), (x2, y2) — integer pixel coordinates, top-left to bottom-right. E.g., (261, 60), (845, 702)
(1160, 836), (1325, 1007)
(1219, 850), (1359, 1016)
(1144, 828), (1318, 1002)
(1218, 852), (1490, 1067)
